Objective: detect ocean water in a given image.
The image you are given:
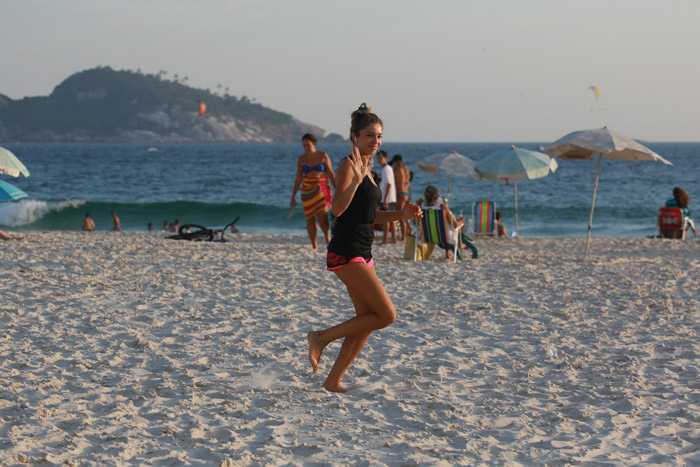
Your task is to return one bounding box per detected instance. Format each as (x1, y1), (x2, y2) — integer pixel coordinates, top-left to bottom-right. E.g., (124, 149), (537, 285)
(1, 141), (698, 238)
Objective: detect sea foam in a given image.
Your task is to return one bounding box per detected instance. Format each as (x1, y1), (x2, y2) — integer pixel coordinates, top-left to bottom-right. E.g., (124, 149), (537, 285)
(0, 199), (86, 227)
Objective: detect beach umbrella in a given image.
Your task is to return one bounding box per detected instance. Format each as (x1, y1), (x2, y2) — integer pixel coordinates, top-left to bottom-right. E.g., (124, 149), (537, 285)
(0, 146), (30, 178)
(0, 179), (28, 201)
(416, 150), (479, 200)
(544, 127), (672, 257)
(475, 145), (558, 236)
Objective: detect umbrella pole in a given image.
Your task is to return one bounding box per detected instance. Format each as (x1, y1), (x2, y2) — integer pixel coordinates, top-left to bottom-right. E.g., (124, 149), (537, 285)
(446, 174), (452, 201)
(585, 155), (603, 258)
(513, 182), (518, 236)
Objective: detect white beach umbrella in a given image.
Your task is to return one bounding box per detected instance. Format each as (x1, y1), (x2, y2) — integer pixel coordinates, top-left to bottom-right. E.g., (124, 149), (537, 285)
(0, 146), (30, 178)
(475, 145), (558, 236)
(415, 150), (479, 200)
(545, 127), (672, 257)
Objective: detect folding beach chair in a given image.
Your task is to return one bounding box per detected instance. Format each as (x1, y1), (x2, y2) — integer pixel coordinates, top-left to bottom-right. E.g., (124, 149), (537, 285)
(470, 200), (496, 237)
(414, 209), (459, 263)
(658, 207), (688, 239)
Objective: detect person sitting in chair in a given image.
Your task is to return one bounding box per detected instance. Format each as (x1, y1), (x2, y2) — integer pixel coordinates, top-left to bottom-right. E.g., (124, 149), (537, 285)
(664, 186), (698, 238)
(496, 211), (507, 237)
(416, 185), (466, 260)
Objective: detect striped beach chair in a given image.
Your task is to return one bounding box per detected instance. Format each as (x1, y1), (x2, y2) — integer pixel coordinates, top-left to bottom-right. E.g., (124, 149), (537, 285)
(414, 209), (459, 263)
(470, 200), (496, 237)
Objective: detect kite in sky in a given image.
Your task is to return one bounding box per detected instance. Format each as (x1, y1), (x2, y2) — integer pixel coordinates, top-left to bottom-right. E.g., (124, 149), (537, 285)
(589, 86), (600, 100)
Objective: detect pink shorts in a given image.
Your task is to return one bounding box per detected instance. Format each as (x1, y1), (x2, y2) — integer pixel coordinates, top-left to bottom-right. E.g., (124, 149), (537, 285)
(326, 251), (374, 271)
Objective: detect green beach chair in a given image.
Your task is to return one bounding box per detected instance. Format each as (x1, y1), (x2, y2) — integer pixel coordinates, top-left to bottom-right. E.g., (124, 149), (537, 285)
(414, 209), (459, 263)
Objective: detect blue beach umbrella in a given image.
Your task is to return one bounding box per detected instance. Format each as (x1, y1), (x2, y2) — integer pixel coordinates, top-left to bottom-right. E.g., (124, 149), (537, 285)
(0, 179), (28, 201)
(475, 145), (558, 236)
(0, 146), (30, 178)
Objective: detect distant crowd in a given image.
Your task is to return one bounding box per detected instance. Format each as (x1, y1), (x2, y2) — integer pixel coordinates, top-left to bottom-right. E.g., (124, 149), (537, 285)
(81, 211), (182, 233)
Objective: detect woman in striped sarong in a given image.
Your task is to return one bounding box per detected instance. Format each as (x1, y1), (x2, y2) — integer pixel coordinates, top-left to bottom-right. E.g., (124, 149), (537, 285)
(290, 133), (336, 249)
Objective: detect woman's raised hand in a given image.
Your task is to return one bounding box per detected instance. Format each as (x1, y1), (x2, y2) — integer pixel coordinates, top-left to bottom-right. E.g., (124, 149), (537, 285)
(348, 144), (368, 184)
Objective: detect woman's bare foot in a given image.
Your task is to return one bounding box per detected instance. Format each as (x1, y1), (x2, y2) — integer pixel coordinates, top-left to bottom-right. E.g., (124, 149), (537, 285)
(307, 331), (324, 372)
(322, 382), (347, 393)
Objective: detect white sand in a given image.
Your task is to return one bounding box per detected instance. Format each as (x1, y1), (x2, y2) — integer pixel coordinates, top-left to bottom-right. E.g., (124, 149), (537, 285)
(1, 232), (699, 465)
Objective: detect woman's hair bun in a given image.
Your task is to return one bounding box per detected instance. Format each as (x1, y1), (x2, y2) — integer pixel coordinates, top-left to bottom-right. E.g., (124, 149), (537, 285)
(357, 103), (372, 115)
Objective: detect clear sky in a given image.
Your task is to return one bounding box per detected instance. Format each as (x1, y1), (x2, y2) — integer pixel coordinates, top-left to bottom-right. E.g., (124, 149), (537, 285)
(2, 0), (698, 142)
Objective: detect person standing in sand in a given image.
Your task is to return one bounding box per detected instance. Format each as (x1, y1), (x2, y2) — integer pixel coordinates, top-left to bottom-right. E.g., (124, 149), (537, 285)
(111, 210), (120, 231)
(390, 154), (412, 241)
(376, 150), (397, 244)
(307, 103), (422, 393)
(290, 133), (336, 250)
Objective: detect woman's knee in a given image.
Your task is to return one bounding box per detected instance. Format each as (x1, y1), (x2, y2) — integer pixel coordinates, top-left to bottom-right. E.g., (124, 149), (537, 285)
(376, 306), (396, 328)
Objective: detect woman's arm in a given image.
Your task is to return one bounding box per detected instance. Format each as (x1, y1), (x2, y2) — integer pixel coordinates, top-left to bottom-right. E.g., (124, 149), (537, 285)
(290, 158), (303, 206)
(331, 150), (366, 217)
(447, 209), (465, 228)
(375, 203), (422, 224)
(324, 152), (336, 188)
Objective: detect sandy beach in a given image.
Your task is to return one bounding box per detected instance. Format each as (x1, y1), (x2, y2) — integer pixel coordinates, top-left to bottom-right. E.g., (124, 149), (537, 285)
(1, 232), (699, 465)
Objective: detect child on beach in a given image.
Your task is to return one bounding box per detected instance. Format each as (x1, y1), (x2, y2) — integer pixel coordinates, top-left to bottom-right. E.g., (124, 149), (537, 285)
(307, 103), (422, 392)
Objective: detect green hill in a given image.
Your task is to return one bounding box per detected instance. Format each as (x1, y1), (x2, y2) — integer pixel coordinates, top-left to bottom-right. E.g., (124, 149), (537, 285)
(0, 66), (333, 143)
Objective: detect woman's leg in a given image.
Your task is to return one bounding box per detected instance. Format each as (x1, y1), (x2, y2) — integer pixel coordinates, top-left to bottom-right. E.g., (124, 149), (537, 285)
(308, 262), (396, 392)
(317, 210), (331, 244)
(402, 194), (412, 238)
(305, 217), (318, 249)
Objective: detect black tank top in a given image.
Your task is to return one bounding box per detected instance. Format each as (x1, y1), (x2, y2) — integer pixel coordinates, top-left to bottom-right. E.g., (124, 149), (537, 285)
(328, 165), (382, 258)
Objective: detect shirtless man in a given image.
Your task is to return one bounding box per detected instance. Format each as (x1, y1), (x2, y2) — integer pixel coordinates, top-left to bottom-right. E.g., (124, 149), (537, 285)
(111, 210), (120, 231)
(82, 212), (96, 231)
